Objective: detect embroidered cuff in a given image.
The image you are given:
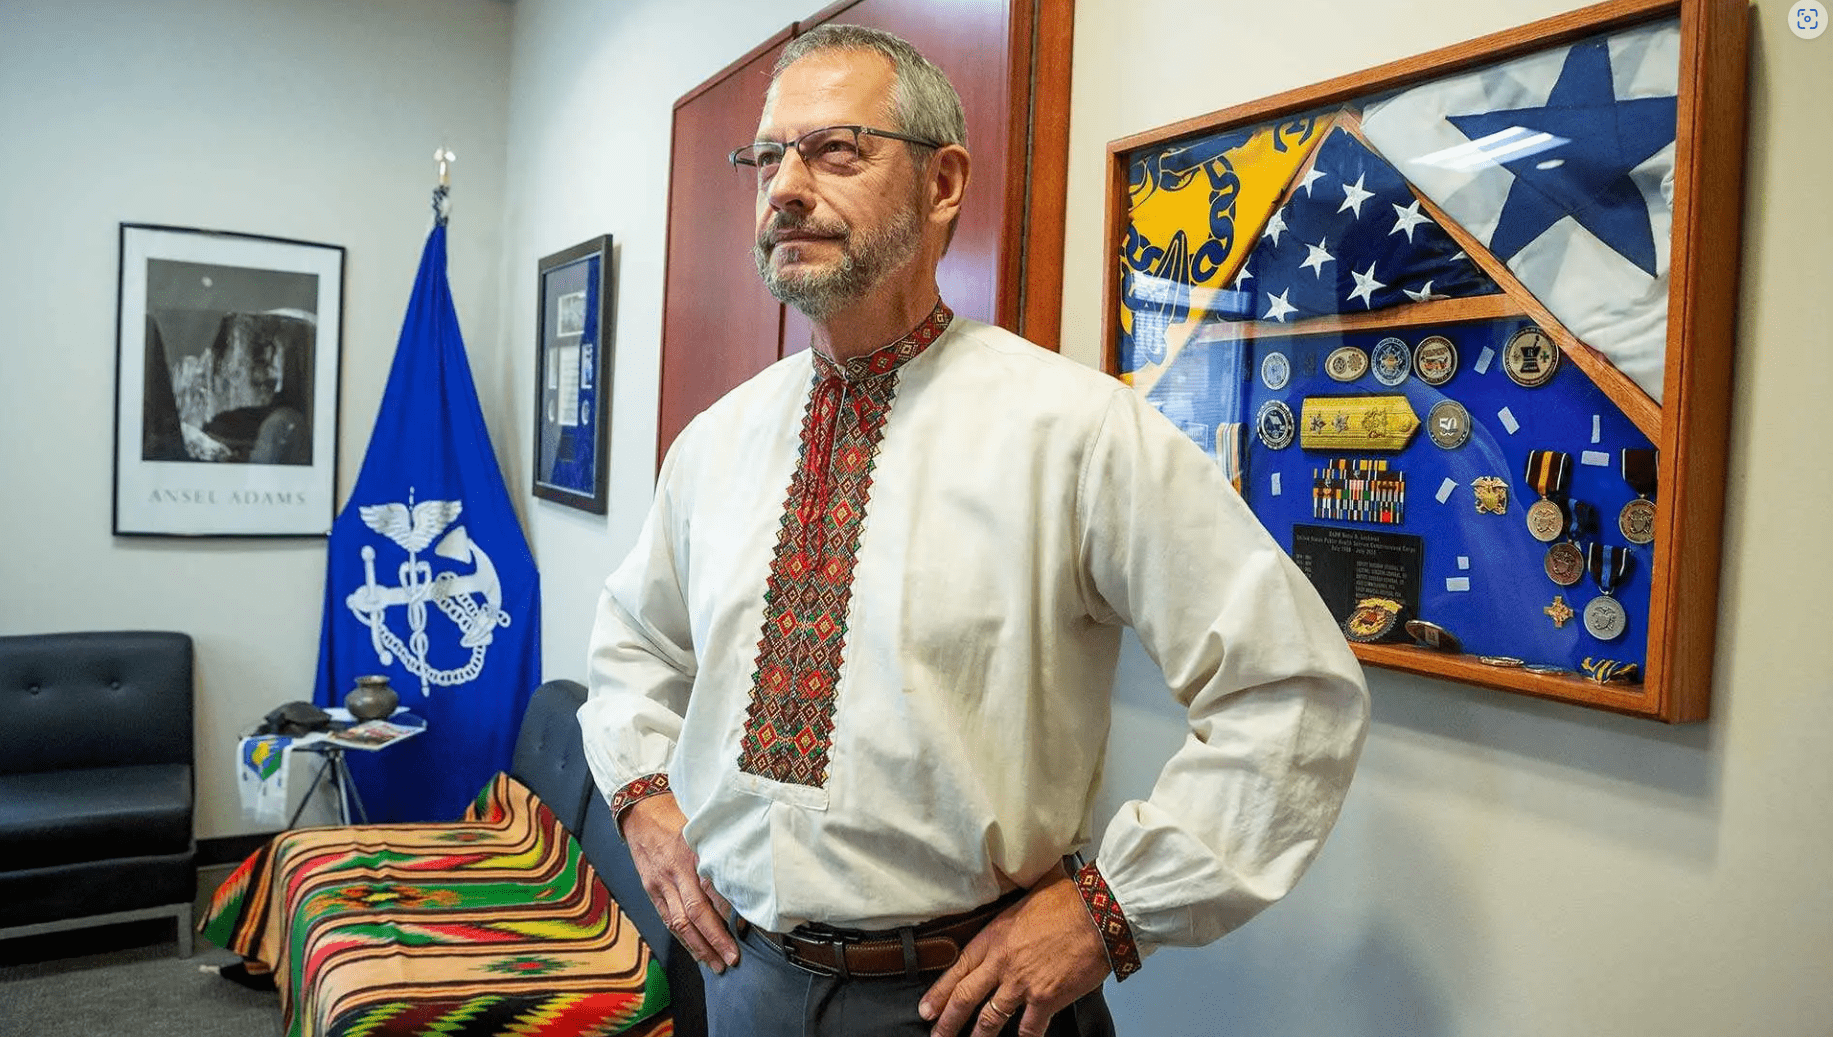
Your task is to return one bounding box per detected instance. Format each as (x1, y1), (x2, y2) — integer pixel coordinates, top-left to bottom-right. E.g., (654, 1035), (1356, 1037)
(1073, 860), (1143, 981)
(609, 772), (672, 834)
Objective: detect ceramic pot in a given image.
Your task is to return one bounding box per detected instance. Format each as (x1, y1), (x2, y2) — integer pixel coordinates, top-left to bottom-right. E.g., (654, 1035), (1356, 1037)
(344, 674), (399, 721)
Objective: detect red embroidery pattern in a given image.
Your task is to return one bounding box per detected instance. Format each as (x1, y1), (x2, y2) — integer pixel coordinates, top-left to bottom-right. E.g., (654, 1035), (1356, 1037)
(1074, 860), (1142, 981)
(610, 772), (672, 823)
(737, 303), (953, 787)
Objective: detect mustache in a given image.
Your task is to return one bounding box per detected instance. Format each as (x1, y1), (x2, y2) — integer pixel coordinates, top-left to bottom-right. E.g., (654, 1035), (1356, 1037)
(758, 213), (850, 250)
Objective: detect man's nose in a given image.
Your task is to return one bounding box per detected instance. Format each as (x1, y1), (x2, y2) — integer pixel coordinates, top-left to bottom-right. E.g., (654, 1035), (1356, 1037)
(764, 147), (817, 213)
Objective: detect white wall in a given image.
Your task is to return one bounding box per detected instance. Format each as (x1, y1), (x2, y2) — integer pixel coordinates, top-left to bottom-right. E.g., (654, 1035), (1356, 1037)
(0, 0), (514, 839)
(501, 0), (813, 678)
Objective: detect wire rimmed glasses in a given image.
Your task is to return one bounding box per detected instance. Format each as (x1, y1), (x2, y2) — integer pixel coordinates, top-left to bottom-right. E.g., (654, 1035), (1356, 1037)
(729, 125), (944, 185)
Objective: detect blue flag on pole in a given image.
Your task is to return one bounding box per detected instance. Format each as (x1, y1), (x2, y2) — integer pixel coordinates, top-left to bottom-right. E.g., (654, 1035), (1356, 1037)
(313, 222), (540, 823)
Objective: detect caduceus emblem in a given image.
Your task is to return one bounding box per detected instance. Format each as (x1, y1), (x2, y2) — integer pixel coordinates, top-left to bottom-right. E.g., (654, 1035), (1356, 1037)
(345, 489), (511, 695)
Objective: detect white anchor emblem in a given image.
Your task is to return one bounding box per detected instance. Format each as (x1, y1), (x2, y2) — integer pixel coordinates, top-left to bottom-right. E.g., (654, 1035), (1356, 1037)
(345, 490), (511, 695)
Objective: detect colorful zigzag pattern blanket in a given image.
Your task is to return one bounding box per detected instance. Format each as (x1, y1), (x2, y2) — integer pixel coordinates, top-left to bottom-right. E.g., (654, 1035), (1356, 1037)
(200, 773), (671, 1037)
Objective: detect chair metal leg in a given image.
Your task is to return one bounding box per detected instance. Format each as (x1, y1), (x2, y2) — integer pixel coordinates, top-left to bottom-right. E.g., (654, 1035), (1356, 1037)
(175, 902), (193, 958)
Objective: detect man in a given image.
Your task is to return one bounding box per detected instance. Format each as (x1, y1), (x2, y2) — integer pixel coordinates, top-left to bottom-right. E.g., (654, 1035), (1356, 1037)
(580, 24), (1369, 1037)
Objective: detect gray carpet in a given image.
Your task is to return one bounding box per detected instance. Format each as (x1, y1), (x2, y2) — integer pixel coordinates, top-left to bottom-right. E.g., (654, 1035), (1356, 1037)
(0, 935), (283, 1037)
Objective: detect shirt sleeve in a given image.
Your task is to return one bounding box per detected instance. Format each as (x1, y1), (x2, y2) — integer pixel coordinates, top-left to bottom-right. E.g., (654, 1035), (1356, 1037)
(579, 447), (699, 815)
(1073, 387), (1371, 962)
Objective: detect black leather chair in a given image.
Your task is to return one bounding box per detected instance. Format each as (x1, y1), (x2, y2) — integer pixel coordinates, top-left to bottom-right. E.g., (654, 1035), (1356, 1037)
(0, 631), (197, 955)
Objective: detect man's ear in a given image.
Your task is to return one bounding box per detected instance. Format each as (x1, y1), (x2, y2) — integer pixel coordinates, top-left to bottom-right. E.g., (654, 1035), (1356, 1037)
(927, 144), (971, 227)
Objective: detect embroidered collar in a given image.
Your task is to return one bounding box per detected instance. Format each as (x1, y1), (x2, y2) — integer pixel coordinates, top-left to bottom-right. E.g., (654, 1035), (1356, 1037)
(812, 301), (954, 382)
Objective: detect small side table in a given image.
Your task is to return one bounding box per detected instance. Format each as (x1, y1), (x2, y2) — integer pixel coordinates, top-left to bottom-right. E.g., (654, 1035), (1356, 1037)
(286, 711), (426, 828)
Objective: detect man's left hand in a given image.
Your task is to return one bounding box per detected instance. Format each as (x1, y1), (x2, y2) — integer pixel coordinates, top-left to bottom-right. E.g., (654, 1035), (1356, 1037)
(918, 866), (1112, 1037)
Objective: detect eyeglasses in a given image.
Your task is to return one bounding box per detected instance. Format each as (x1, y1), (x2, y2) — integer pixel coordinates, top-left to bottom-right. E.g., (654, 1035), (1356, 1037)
(729, 125), (944, 185)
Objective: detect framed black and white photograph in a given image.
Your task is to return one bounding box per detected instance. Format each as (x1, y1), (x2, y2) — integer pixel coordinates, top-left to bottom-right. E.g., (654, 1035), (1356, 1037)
(533, 235), (615, 514)
(114, 223), (345, 536)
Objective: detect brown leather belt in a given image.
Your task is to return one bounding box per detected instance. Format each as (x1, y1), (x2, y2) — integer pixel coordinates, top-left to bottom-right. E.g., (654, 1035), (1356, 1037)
(754, 890), (1021, 980)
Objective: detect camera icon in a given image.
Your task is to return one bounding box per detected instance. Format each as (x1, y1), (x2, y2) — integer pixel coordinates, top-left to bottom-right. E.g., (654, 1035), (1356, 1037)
(1792, 1), (1828, 39)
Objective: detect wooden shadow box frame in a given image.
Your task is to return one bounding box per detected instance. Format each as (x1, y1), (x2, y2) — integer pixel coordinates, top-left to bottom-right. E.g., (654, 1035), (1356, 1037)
(1099, 0), (1747, 722)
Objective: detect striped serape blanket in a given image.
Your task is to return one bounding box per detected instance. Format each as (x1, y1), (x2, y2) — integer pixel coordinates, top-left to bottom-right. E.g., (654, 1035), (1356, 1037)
(200, 772), (671, 1037)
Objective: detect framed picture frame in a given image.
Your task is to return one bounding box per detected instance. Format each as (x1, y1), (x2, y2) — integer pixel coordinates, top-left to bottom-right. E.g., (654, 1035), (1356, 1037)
(114, 223), (346, 537)
(1100, 0), (1747, 722)
(533, 235), (616, 514)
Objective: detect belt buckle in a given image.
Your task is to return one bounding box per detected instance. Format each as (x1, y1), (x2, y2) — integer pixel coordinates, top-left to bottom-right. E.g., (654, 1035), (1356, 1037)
(787, 923), (862, 978)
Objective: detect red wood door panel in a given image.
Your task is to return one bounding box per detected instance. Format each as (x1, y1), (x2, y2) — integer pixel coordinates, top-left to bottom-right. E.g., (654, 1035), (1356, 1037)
(656, 30), (792, 470)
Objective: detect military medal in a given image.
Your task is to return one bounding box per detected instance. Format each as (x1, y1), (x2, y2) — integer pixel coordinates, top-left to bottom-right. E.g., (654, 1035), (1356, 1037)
(1326, 346), (1369, 382)
(1502, 326), (1560, 388)
(1619, 448), (1658, 545)
(1426, 399), (1470, 450)
(1412, 335), (1457, 386)
(1404, 619), (1461, 653)
(1344, 597), (1405, 643)
(1370, 337), (1411, 387)
(1298, 396), (1421, 452)
(1261, 351), (1291, 391)
(1256, 399), (1295, 450)
(1473, 476), (1509, 515)
(1544, 595), (1575, 628)
(1582, 543), (1632, 641)
(1543, 500), (1592, 586)
(1523, 450), (1572, 543)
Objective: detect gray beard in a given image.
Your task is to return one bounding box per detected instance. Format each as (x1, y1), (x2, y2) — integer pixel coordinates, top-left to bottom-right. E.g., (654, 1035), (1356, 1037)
(753, 206), (923, 320)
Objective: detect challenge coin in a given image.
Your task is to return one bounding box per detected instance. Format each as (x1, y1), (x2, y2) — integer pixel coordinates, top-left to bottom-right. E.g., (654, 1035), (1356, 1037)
(1325, 346), (1369, 383)
(1413, 335), (1458, 385)
(1404, 619), (1462, 654)
(1619, 497), (1657, 545)
(1525, 497), (1565, 542)
(1256, 399), (1295, 450)
(1503, 326), (1560, 388)
(1544, 542), (1585, 586)
(1583, 595), (1628, 641)
(1524, 664), (1574, 675)
(1260, 351), (1291, 391)
(1426, 399), (1471, 449)
(1370, 337), (1411, 387)
(1478, 655), (1525, 667)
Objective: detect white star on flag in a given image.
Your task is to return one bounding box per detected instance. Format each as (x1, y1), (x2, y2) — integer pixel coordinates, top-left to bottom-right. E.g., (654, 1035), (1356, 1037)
(1262, 209), (1288, 246)
(1338, 173), (1375, 217)
(1348, 261), (1385, 308)
(1299, 239), (1334, 277)
(1232, 264), (1253, 289)
(1298, 166), (1326, 196)
(1263, 288), (1296, 322)
(1390, 198), (1432, 241)
(1404, 280), (1450, 302)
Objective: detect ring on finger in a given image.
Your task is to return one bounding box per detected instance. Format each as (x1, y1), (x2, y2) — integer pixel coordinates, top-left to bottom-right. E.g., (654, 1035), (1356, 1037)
(986, 999), (1018, 1019)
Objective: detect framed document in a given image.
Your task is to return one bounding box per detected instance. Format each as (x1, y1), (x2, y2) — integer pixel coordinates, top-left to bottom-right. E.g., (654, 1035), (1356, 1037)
(114, 223), (345, 537)
(1100, 0), (1747, 722)
(533, 235), (615, 514)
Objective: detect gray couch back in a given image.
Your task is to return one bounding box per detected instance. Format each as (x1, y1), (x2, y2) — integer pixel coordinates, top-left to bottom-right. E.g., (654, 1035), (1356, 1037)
(0, 631), (194, 775)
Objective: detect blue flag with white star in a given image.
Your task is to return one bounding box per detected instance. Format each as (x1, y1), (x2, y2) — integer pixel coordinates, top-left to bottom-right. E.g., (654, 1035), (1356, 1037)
(311, 223), (541, 824)
(1232, 127), (1500, 324)
(1360, 18), (1680, 401)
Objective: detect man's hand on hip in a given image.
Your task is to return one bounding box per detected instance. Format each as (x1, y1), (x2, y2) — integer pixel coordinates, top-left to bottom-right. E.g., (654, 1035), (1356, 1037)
(621, 792), (739, 972)
(918, 865), (1112, 1037)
